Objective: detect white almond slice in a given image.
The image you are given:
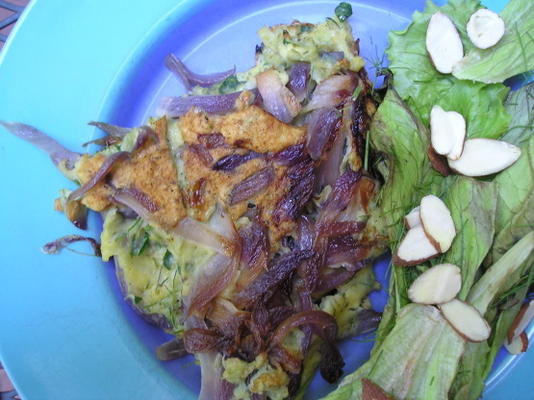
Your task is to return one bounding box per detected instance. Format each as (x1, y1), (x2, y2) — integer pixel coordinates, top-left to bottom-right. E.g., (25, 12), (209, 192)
(440, 299), (491, 342)
(430, 106), (466, 160)
(504, 332), (529, 355)
(426, 12), (464, 74)
(404, 206), (421, 229)
(420, 195), (456, 253)
(508, 300), (534, 342)
(467, 9), (505, 49)
(393, 225), (440, 267)
(444, 111), (466, 160)
(408, 263), (462, 305)
(448, 138), (521, 177)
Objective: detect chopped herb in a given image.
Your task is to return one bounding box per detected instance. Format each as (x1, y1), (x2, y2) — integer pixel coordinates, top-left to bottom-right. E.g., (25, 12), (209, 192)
(134, 296), (142, 305)
(219, 75), (240, 94)
(131, 230), (149, 256)
(163, 250), (175, 270)
(326, 17), (340, 28)
(335, 2), (352, 22)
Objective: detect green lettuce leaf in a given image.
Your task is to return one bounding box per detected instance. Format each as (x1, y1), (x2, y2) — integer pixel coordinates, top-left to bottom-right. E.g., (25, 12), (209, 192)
(453, 0), (534, 83)
(387, 0), (510, 137)
(322, 177), (497, 400)
(451, 232), (534, 400)
(487, 83), (534, 264)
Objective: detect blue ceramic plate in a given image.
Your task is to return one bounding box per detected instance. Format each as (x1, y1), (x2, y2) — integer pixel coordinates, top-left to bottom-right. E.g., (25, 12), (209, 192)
(0, 0), (531, 399)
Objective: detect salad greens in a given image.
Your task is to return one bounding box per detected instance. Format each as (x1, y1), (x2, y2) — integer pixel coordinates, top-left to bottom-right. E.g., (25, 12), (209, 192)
(488, 83), (534, 264)
(453, 0), (534, 83)
(387, 0), (510, 138)
(322, 0), (533, 399)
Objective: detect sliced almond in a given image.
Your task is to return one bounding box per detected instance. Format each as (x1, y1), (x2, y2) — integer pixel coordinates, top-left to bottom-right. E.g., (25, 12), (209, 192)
(504, 331), (529, 355)
(408, 263), (461, 305)
(362, 378), (393, 400)
(420, 195), (456, 253)
(404, 206), (421, 229)
(467, 9), (505, 49)
(504, 332), (528, 355)
(428, 145), (452, 176)
(430, 105), (466, 159)
(440, 298), (491, 342)
(448, 138), (521, 177)
(393, 225), (440, 267)
(508, 300), (534, 342)
(426, 12), (464, 74)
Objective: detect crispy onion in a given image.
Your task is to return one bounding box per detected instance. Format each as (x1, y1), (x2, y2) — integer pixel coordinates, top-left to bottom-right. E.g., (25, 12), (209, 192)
(159, 90), (256, 117)
(304, 74), (357, 112)
(306, 107), (341, 160)
(229, 166), (275, 205)
(287, 62), (311, 102)
(165, 54), (235, 90)
(256, 69), (301, 123)
(42, 235), (101, 256)
(68, 151), (129, 202)
(0, 121), (81, 169)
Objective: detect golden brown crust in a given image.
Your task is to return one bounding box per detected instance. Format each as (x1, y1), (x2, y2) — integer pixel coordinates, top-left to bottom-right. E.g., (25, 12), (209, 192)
(74, 117), (187, 229)
(180, 105), (306, 153)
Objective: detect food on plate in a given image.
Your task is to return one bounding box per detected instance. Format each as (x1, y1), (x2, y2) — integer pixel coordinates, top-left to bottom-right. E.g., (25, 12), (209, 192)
(1, 0), (533, 399)
(430, 105), (466, 160)
(407, 263), (462, 305)
(466, 8), (505, 49)
(447, 138), (521, 176)
(439, 298), (491, 342)
(425, 12), (464, 74)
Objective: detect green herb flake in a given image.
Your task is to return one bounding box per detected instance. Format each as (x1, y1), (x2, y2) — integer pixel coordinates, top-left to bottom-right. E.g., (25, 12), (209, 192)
(131, 231), (149, 256)
(218, 75), (240, 94)
(163, 250), (175, 270)
(335, 2), (352, 22)
(134, 296), (142, 305)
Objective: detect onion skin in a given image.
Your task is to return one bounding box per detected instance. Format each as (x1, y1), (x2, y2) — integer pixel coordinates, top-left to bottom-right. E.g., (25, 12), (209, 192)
(165, 54), (235, 90)
(287, 62), (311, 102)
(229, 166), (275, 205)
(306, 107), (342, 161)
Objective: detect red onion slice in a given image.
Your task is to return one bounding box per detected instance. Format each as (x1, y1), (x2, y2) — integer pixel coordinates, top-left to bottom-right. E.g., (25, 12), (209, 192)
(1, 121), (81, 169)
(155, 338), (188, 361)
(175, 217), (234, 256)
(256, 70), (301, 123)
(198, 133), (227, 149)
(111, 187), (156, 223)
(273, 158), (315, 223)
(183, 328), (222, 353)
(88, 121), (131, 137)
(306, 107), (341, 160)
(270, 310), (338, 347)
(287, 62), (311, 102)
(234, 250), (313, 309)
(189, 144), (214, 166)
(271, 143), (307, 166)
(159, 90), (256, 117)
(304, 74), (356, 112)
(317, 169), (362, 226)
(229, 166), (275, 205)
(165, 54), (235, 90)
(42, 235), (101, 256)
(68, 151), (129, 202)
(213, 151), (261, 172)
(313, 267), (357, 294)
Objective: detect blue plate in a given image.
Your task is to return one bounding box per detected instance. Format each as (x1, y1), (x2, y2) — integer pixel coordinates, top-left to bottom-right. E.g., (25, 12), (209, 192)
(0, 0), (531, 399)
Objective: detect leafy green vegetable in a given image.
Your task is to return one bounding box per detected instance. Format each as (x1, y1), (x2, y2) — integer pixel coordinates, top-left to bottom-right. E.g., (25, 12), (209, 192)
(451, 233), (534, 400)
(335, 2), (352, 22)
(442, 177), (497, 300)
(218, 75), (240, 94)
(131, 230), (149, 256)
(387, 0), (510, 137)
(322, 304), (464, 400)
(487, 84), (534, 264)
(367, 89), (441, 243)
(453, 0), (534, 83)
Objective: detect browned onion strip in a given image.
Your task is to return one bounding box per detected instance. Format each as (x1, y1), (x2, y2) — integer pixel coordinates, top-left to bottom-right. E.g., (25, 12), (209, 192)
(317, 169), (362, 226)
(306, 107), (341, 160)
(165, 54), (236, 90)
(256, 69), (301, 123)
(189, 143), (214, 166)
(270, 310), (338, 347)
(42, 235), (101, 256)
(175, 217), (234, 256)
(229, 166), (275, 205)
(319, 221), (365, 237)
(234, 250), (313, 309)
(183, 328), (222, 353)
(287, 62), (311, 102)
(304, 74), (357, 112)
(68, 151), (129, 202)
